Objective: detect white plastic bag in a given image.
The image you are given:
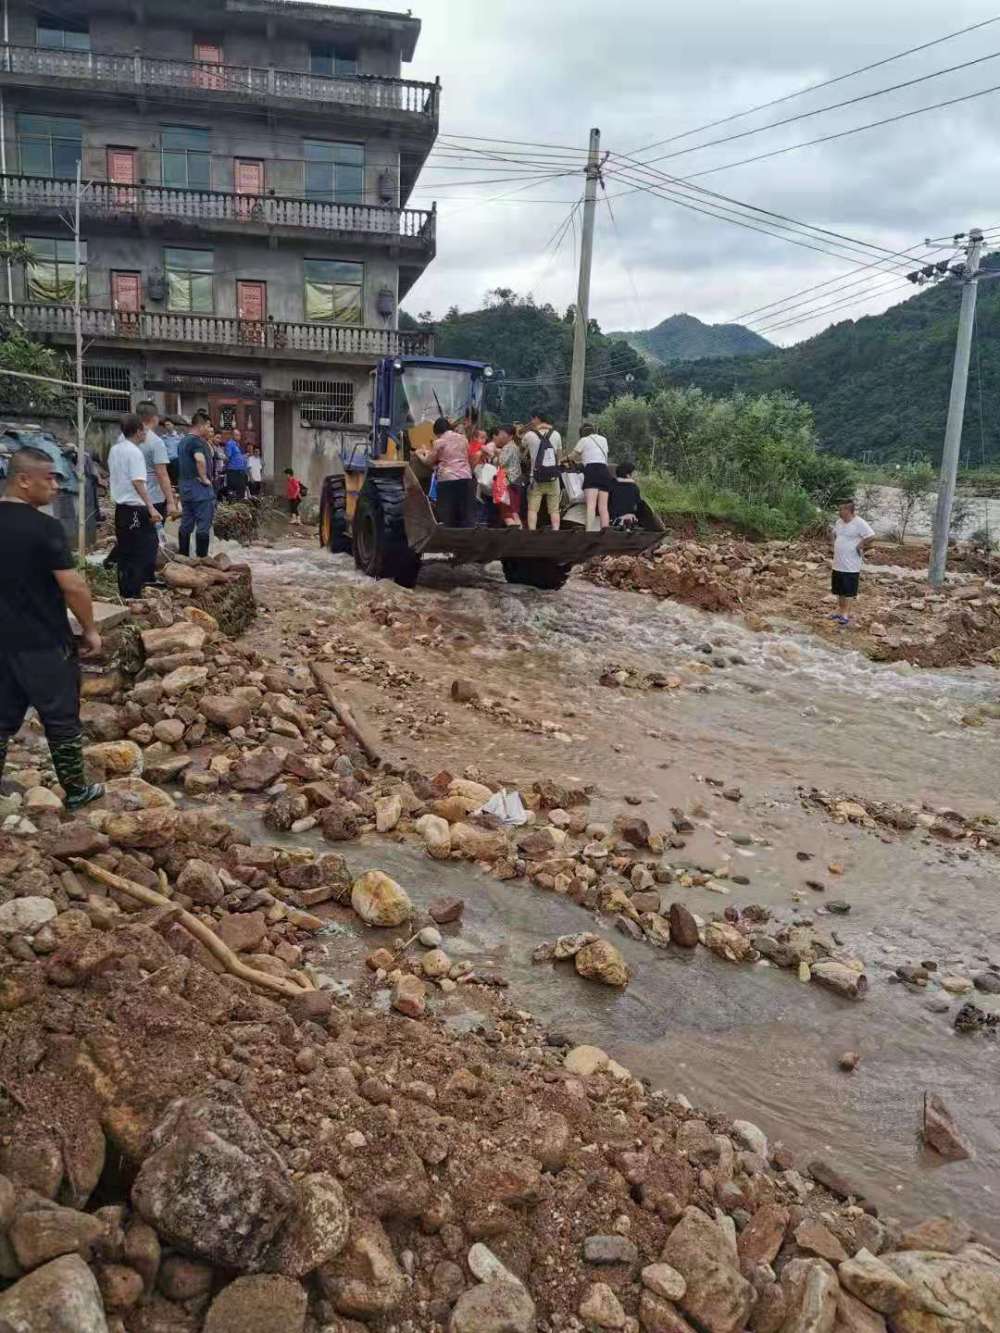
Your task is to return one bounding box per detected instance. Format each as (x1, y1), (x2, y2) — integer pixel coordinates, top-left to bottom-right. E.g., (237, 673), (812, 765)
(475, 462), (498, 488)
(562, 471), (584, 503)
(474, 788), (529, 827)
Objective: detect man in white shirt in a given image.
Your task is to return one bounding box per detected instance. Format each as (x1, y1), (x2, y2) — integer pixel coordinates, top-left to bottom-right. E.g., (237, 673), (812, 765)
(108, 413), (160, 599)
(831, 500), (875, 624)
(522, 411), (563, 531)
(246, 445), (264, 499)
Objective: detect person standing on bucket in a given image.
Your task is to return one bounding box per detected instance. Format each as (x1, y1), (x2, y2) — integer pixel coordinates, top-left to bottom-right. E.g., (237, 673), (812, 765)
(0, 447), (105, 809)
(831, 499), (875, 625)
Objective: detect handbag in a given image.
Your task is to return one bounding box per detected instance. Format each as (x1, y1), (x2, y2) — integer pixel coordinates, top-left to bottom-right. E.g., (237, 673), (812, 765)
(475, 461), (498, 495)
(492, 465), (510, 507)
(562, 471), (584, 503)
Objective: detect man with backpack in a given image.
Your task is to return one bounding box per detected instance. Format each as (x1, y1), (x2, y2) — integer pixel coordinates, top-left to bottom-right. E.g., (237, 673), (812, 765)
(523, 411), (562, 531)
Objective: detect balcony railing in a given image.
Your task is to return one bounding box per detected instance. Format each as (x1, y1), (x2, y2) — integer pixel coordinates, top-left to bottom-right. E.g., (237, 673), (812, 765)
(0, 45), (439, 119)
(0, 175), (435, 243)
(5, 302), (433, 358)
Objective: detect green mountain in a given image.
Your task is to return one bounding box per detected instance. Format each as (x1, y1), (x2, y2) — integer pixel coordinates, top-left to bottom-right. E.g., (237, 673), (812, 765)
(658, 253), (1000, 463)
(401, 290), (650, 425)
(611, 313), (773, 364)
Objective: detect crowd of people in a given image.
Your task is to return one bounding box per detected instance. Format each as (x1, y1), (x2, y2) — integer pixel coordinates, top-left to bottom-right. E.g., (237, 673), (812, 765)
(416, 411), (644, 533)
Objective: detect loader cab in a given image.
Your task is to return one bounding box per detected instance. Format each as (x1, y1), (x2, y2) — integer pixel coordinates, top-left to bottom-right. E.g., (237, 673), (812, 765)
(371, 356), (496, 463)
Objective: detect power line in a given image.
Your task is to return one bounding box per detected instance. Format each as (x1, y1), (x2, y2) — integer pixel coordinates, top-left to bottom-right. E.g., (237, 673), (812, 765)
(626, 17), (1000, 158)
(680, 81), (1000, 179)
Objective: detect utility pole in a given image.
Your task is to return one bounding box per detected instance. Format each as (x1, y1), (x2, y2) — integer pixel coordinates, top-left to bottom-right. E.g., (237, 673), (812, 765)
(73, 160), (86, 558)
(566, 127), (601, 448)
(929, 227), (984, 586)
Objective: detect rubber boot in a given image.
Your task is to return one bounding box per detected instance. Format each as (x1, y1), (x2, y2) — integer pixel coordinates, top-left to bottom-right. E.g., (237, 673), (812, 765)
(48, 734), (104, 811)
(195, 532), (210, 558)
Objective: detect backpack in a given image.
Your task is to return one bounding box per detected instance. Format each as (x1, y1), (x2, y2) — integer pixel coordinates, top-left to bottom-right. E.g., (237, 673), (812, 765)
(532, 428), (560, 483)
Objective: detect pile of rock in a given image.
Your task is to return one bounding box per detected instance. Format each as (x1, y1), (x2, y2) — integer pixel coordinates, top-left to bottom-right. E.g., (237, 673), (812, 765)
(1, 892), (996, 1333)
(803, 785), (1000, 855)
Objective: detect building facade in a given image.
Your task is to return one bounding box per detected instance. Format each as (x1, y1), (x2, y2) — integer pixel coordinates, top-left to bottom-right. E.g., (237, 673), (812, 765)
(0, 0), (437, 490)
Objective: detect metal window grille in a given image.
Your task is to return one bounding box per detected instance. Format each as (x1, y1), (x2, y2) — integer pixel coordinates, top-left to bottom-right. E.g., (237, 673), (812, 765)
(84, 363), (131, 413)
(293, 378), (354, 425)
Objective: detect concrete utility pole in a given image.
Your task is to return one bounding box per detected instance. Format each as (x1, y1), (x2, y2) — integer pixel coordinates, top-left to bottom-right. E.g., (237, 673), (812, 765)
(566, 127), (601, 449)
(73, 161), (86, 557)
(929, 227), (984, 586)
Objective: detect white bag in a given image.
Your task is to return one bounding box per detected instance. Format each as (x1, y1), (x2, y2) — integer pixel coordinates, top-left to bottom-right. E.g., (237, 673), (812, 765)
(475, 461), (498, 488)
(562, 471), (584, 503)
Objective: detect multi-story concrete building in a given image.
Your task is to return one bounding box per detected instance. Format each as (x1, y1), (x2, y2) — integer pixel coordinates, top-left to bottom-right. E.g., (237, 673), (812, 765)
(0, 0), (437, 489)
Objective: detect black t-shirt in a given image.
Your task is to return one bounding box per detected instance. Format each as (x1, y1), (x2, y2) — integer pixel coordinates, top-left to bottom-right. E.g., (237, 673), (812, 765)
(0, 502), (74, 649)
(610, 479), (641, 521)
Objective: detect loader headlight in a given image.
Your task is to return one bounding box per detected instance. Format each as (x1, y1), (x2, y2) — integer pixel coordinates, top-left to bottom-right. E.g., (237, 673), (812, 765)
(483, 365), (494, 378)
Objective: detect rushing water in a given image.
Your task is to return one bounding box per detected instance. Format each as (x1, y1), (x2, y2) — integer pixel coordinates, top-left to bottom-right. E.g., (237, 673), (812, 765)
(242, 543), (1000, 1232)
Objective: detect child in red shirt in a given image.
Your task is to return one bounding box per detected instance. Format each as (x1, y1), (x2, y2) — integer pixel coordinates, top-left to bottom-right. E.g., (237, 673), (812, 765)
(284, 468), (302, 525)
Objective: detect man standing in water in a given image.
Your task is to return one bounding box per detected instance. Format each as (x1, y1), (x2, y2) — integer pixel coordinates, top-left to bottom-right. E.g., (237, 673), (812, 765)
(831, 499), (875, 625)
(0, 447), (104, 808)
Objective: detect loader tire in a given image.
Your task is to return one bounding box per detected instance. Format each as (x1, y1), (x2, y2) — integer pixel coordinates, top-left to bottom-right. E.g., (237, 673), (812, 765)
(501, 558), (571, 591)
(353, 473), (422, 588)
(319, 474), (351, 553)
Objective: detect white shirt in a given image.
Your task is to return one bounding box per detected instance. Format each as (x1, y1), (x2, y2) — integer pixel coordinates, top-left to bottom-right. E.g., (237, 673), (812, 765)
(575, 432), (609, 466)
(833, 515), (875, 573)
(247, 454), (263, 483)
(108, 436), (148, 506)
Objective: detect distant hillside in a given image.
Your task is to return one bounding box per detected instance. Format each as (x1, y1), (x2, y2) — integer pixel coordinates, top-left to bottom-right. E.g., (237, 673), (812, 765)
(401, 290), (650, 424)
(612, 313), (773, 364)
(657, 253), (1000, 463)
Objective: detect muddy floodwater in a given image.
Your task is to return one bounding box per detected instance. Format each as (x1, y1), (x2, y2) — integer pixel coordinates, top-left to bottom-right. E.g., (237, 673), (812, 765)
(244, 544), (1000, 1233)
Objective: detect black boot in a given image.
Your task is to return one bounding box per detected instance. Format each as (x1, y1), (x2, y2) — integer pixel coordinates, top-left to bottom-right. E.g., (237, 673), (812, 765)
(48, 734), (104, 811)
(195, 533), (210, 558)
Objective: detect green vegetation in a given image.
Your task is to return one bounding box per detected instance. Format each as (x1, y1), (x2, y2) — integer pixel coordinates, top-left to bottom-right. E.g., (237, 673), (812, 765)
(0, 331), (68, 415)
(402, 289), (649, 424)
(596, 385), (855, 538)
(655, 252), (1000, 464)
(609, 313), (772, 365)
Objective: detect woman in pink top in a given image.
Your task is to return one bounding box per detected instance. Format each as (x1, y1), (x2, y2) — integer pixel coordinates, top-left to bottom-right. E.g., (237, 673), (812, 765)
(418, 416), (474, 528)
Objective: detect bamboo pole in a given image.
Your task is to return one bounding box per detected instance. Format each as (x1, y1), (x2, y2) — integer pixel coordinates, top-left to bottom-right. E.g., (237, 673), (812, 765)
(70, 857), (315, 1000)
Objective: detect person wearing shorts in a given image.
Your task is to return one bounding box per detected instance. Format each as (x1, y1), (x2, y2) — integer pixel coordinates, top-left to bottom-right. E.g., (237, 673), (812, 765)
(523, 413), (562, 531)
(574, 422), (613, 531)
(831, 500), (875, 624)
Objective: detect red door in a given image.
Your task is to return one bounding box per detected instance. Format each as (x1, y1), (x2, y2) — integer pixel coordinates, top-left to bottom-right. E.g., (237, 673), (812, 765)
(237, 279), (266, 346)
(107, 148), (137, 208)
(193, 40), (224, 89)
(111, 271), (141, 336)
(235, 159), (264, 220)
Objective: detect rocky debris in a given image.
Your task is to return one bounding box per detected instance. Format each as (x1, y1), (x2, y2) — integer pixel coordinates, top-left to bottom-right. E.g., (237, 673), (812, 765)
(661, 1206), (754, 1333)
(803, 784), (1000, 857)
(922, 1092), (973, 1161)
(351, 870), (413, 926)
(574, 937), (631, 988)
(203, 1273), (307, 1333)
(0, 1254), (108, 1332)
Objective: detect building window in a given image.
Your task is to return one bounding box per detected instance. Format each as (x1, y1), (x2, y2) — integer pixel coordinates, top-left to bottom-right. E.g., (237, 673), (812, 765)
(309, 44), (358, 77)
(293, 378), (355, 425)
(84, 363), (131, 413)
(26, 236), (86, 302)
(161, 127), (211, 190)
(16, 114), (82, 178)
(36, 18), (90, 51)
(303, 141), (364, 204)
(165, 247), (213, 312)
(304, 260), (362, 324)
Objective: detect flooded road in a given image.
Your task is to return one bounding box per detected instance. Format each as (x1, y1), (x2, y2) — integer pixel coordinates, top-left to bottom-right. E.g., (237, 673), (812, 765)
(243, 543), (1000, 1231)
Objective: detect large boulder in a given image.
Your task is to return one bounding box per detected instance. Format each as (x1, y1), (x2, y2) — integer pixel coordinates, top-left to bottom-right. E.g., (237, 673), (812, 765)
(83, 740), (143, 776)
(779, 1257), (839, 1333)
(416, 813), (452, 859)
(161, 664), (209, 696)
(41, 820), (110, 860)
(203, 1274), (306, 1333)
(201, 695), (253, 730)
(267, 1172), (350, 1277)
(660, 1206), (754, 1333)
(317, 1215), (407, 1318)
(879, 1250), (1000, 1333)
(0, 1254), (108, 1332)
(231, 749), (285, 792)
(704, 921), (753, 963)
(176, 859), (224, 907)
(0, 896), (57, 935)
(101, 806), (177, 848)
(142, 623), (208, 657)
(351, 871), (413, 927)
(132, 1091), (294, 1271)
(450, 1280), (536, 1332)
(450, 821), (509, 862)
(9, 1204), (104, 1270)
(575, 938), (631, 988)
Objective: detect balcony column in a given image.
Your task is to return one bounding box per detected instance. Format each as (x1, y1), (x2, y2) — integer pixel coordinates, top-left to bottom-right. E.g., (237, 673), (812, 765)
(133, 47), (142, 84)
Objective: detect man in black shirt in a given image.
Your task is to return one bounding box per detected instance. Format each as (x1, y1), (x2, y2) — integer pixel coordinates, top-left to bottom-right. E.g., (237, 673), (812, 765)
(0, 447), (104, 809)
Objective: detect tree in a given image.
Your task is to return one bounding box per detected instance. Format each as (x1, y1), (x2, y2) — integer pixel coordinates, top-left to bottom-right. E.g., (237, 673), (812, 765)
(888, 464), (935, 543)
(0, 223), (70, 415)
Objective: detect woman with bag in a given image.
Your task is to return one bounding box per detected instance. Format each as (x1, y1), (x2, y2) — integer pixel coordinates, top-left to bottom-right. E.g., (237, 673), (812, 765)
(492, 425), (523, 527)
(416, 416), (474, 528)
(574, 421), (613, 531)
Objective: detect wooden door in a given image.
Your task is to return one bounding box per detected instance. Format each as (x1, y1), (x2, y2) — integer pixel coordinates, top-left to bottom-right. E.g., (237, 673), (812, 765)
(235, 159), (264, 220)
(111, 270), (141, 336)
(209, 398), (259, 450)
(107, 147), (137, 208)
(193, 40), (223, 89)
(237, 279), (266, 346)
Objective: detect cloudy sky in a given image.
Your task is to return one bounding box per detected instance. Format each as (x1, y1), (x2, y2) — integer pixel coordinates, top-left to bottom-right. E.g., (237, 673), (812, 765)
(341, 0), (999, 345)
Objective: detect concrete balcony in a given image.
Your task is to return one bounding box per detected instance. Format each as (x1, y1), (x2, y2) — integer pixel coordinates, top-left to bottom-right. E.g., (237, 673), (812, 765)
(0, 45), (439, 131)
(0, 175), (436, 254)
(6, 302), (434, 365)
